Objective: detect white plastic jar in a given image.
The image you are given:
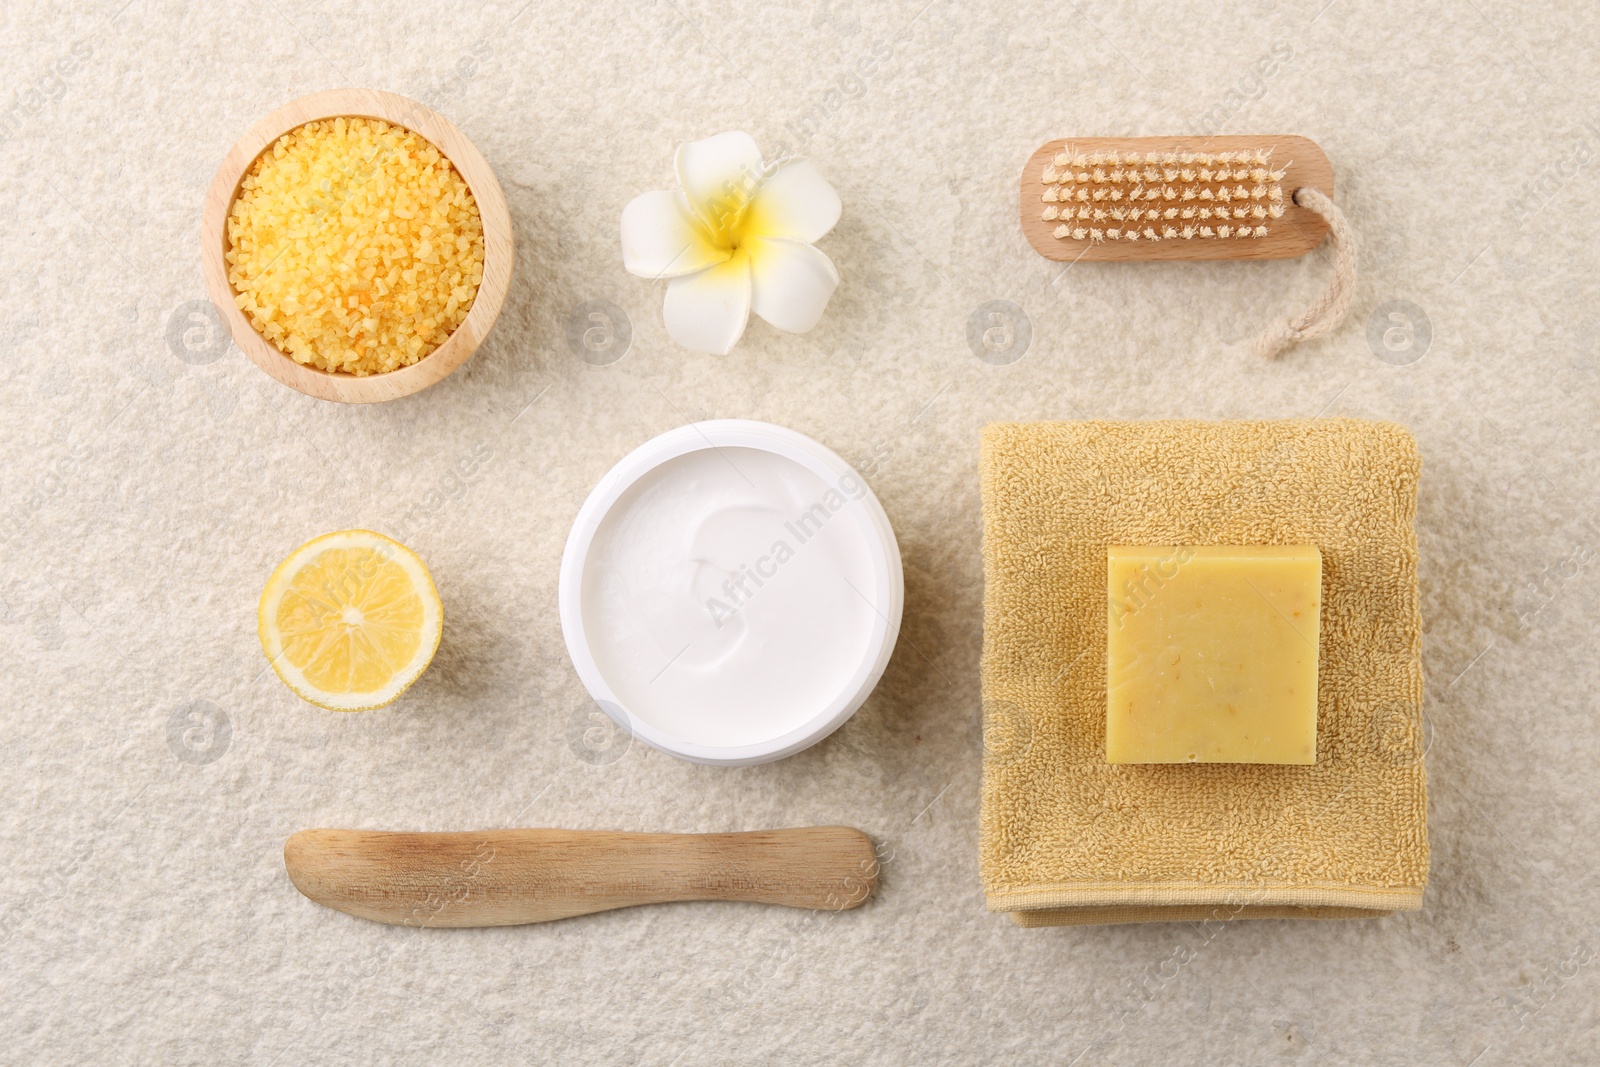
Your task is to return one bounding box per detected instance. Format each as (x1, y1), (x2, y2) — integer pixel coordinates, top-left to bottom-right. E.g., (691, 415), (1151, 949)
(559, 421), (903, 766)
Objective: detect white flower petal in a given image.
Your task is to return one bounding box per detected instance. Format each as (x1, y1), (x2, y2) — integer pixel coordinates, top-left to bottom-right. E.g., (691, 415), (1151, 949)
(675, 131), (765, 229)
(662, 252), (752, 355)
(744, 160), (842, 243)
(620, 190), (730, 279)
(746, 236), (839, 334)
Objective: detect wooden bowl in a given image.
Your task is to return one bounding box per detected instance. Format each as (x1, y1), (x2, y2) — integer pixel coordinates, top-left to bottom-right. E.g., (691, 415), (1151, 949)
(202, 89), (513, 404)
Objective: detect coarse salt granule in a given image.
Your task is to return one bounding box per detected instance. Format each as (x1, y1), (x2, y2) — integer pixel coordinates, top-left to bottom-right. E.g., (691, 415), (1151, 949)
(225, 116), (485, 376)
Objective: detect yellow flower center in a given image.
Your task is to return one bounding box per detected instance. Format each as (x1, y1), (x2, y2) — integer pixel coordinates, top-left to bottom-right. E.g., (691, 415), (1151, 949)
(695, 172), (765, 252)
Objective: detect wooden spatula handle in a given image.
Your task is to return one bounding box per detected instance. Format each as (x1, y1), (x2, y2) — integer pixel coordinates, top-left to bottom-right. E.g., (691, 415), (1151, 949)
(284, 827), (879, 927)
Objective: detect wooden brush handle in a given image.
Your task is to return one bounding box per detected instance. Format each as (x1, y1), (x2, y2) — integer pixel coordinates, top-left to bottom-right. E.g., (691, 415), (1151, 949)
(284, 827), (880, 927)
(1020, 134), (1334, 262)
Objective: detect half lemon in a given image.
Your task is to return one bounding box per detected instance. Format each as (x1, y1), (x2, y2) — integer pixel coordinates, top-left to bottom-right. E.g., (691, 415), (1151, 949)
(259, 530), (442, 711)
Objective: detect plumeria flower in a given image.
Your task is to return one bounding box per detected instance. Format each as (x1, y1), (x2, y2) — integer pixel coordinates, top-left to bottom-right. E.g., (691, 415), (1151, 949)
(621, 131), (841, 355)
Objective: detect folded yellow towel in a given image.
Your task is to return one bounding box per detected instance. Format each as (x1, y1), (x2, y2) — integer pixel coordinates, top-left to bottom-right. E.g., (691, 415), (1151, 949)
(979, 419), (1428, 926)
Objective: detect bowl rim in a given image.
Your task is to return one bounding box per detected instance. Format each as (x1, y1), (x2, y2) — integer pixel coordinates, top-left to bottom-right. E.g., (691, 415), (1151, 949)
(558, 420), (905, 767)
(201, 88), (513, 404)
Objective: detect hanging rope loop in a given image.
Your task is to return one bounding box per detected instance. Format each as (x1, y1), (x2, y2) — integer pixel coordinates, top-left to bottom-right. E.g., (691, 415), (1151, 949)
(1254, 186), (1357, 359)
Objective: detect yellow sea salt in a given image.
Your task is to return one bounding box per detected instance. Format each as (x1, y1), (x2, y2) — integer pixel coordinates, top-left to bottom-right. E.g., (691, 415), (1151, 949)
(225, 117), (485, 376)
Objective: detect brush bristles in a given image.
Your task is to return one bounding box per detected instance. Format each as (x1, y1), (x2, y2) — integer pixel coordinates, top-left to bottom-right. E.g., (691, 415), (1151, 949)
(1043, 147), (1287, 243)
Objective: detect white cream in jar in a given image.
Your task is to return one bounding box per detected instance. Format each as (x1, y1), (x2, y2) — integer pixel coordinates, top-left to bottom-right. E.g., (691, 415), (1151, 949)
(559, 422), (902, 766)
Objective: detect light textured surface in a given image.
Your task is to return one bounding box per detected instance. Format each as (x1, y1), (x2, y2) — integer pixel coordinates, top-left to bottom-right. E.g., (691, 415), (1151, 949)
(1, 1), (1597, 1064)
(979, 421), (1425, 922)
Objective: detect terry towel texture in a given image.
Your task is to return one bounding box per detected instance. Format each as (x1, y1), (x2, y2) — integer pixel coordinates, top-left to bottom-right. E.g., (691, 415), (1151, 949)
(979, 419), (1428, 926)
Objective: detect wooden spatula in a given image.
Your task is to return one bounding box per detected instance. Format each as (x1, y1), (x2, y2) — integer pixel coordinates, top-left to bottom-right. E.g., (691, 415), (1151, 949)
(284, 827), (879, 926)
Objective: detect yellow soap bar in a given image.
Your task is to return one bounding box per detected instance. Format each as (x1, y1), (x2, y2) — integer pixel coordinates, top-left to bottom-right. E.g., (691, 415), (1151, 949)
(1106, 545), (1321, 765)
